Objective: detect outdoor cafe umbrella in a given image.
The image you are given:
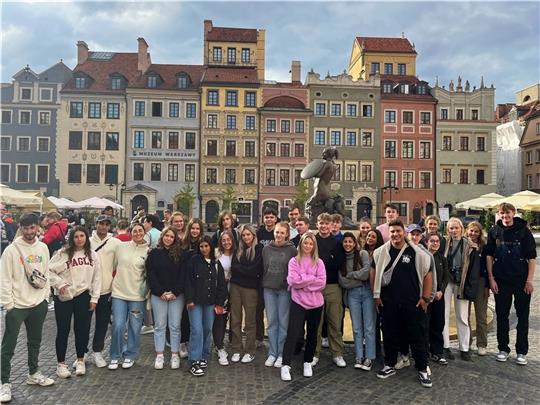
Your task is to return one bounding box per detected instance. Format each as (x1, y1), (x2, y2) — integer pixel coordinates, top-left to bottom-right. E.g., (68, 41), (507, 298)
(485, 190), (540, 210)
(0, 184), (41, 206)
(456, 192), (504, 210)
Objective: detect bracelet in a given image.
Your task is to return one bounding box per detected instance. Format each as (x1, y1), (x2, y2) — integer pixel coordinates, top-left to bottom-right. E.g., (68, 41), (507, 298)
(421, 296), (430, 303)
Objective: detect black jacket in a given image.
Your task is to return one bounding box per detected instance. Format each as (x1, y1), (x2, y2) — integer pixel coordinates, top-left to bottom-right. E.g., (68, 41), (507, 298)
(145, 248), (186, 297)
(316, 234), (345, 284)
(185, 254), (227, 306)
(432, 250), (450, 294)
(230, 244), (263, 289)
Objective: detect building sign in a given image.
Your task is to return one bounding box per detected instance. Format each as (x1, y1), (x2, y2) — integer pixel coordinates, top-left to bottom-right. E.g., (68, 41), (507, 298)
(132, 150), (197, 159)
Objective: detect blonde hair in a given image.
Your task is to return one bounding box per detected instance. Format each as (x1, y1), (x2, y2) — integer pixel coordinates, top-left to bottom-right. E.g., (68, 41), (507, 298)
(296, 231), (319, 264)
(275, 221), (290, 241)
(237, 224), (258, 261)
(446, 217), (464, 237)
(466, 221), (485, 250)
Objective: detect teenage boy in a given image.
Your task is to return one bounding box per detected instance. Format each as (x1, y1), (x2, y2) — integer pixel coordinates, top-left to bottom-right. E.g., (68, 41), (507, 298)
(143, 214), (161, 249)
(377, 204), (399, 243)
(291, 216), (310, 248)
(331, 214), (344, 242)
(1, 214), (54, 403)
(485, 203), (536, 365)
(288, 205), (301, 240)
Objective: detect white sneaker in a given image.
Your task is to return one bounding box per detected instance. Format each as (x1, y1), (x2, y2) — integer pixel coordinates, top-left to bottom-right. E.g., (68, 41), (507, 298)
(241, 353), (255, 363)
(26, 371), (54, 386)
(311, 356), (319, 366)
(0, 383), (11, 403)
(154, 354), (164, 370)
(217, 349), (229, 366)
(265, 355), (276, 367)
(477, 347), (487, 356)
(108, 360), (119, 370)
(273, 357), (283, 368)
(179, 343), (189, 359)
(333, 356), (346, 368)
(231, 353), (241, 363)
(72, 353), (88, 369)
(56, 363), (71, 379)
(171, 354), (180, 369)
(395, 354), (410, 370)
(140, 325), (154, 335)
(281, 365), (292, 381)
(321, 337), (329, 348)
(516, 354), (527, 366)
(74, 360), (86, 376)
(303, 362), (313, 377)
(496, 351), (509, 362)
(122, 359), (135, 369)
(93, 352), (107, 368)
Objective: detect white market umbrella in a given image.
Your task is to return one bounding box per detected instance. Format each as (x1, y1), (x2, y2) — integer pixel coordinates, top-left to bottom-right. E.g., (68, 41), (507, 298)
(456, 192), (504, 210)
(521, 197), (540, 212)
(99, 198), (124, 210)
(0, 184), (41, 206)
(485, 190), (540, 210)
(72, 197), (111, 210)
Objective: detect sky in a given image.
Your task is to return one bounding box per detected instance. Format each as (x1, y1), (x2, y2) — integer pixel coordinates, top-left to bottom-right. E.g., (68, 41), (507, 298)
(1, 1), (539, 104)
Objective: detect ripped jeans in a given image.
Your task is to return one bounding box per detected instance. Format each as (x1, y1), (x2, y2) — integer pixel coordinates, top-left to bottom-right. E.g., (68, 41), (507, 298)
(110, 298), (145, 361)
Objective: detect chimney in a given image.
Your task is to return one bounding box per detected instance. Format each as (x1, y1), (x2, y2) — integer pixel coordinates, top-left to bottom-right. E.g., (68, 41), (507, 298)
(137, 37), (150, 72)
(203, 20), (213, 65)
(291, 60), (301, 83)
(77, 41), (89, 64)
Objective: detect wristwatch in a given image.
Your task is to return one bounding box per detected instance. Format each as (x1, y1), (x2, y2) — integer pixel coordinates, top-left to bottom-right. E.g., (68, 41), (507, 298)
(422, 296), (430, 303)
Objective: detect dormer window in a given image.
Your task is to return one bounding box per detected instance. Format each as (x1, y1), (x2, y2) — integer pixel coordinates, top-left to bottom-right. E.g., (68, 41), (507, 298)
(383, 83), (392, 93)
(75, 77), (86, 89)
(111, 77), (121, 90)
(417, 85), (427, 95)
(147, 75), (158, 88)
(400, 84), (409, 94)
(177, 73), (190, 89)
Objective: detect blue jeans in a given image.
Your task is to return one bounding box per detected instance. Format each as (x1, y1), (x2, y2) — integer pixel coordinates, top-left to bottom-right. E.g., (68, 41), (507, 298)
(151, 294), (184, 353)
(347, 285), (376, 360)
(263, 288), (291, 358)
(188, 304), (215, 364)
(110, 298), (145, 361)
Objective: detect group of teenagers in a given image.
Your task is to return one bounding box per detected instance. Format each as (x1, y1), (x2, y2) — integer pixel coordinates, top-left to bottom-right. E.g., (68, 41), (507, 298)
(0, 201), (536, 402)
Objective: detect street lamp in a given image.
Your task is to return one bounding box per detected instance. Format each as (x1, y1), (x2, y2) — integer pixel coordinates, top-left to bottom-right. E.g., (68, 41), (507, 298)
(108, 182), (126, 204)
(382, 185), (399, 204)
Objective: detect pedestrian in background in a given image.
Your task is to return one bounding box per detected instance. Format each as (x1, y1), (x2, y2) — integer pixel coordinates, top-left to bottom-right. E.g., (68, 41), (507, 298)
(114, 219), (132, 241)
(170, 212), (186, 240)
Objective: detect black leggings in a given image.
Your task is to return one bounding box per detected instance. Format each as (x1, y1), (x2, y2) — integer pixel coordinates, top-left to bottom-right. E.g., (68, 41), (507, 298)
(282, 302), (323, 366)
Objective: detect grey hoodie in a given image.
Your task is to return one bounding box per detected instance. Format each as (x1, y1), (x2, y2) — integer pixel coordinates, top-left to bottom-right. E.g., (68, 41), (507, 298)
(262, 241), (297, 290)
(338, 250), (371, 289)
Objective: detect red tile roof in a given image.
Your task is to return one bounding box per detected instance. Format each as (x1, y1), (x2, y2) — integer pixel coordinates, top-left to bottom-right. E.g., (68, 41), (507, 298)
(130, 64), (204, 90)
(207, 27), (258, 43)
(356, 37), (416, 54)
(263, 95), (306, 109)
(202, 67), (259, 85)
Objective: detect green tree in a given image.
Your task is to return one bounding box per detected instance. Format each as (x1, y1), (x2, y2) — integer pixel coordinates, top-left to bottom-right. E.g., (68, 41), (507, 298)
(175, 183), (196, 218)
(293, 180), (309, 212)
(222, 186), (236, 211)
(522, 210), (535, 226)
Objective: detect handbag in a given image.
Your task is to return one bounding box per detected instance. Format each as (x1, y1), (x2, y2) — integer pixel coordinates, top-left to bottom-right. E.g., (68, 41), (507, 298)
(13, 244), (47, 289)
(381, 244), (407, 287)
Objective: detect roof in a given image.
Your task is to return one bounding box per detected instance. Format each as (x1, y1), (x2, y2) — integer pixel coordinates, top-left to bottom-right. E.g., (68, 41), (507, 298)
(39, 61), (72, 84)
(356, 36), (416, 54)
(201, 67), (259, 85)
(207, 26), (258, 43)
(381, 75), (425, 84)
(130, 64), (204, 90)
(263, 95), (306, 109)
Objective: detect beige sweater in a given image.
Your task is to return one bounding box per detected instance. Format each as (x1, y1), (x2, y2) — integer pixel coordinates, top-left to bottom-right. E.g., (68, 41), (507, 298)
(112, 240), (148, 301)
(0, 237), (50, 310)
(90, 231), (121, 295)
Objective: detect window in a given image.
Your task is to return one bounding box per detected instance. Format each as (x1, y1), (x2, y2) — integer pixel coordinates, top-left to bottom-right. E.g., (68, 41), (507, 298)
(241, 48), (250, 63)
(151, 102), (162, 117)
(281, 120), (291, 133)
(526, 174), (533, 189)
(69, 131), (82, 150)
(477, 137), (486, 151)
(314, 130), (325, 145)
(207, 114), (218, 128)
(151, 163), (161, 181)
(245, 169), (255, 184)
(242, 140), (256, 158)
(420, 172), (431, 189)
(395, 203), (408, 217)
(266, 119), (276, 132)
(213, 47), (222, 62)
(384, 171), (397, 187)
(384, 140), (396, 158)
(68, 164), (81, 183)
(333, 164), (341, 181)
(402, 141), (414, 159)
(330, 130), (341, 146)
(294, 169), (302, 186)
(294, 143), (304, 157)
(330, 103), (341, 116)
(402, 171), (414, 189)
(266, 142), (276, 156)
(19, 111), (31, 124)
(40, 88), (52, 101)
(536, 150), (540, 163)
(17, 137), (30, 152)
(400, 84), (409, 94)
(227, 48), (236, 64)
(459, 169), (469, 184)
(362, 104), (373, 117)
(526, 151), (532, 164)
(245, 115), (256, 130)
(186, 103), (197, 118)
(104, 165), (118, 184)
(168, 132), (179, 149)
(536, 123), (540, 135)
(225, 168), (236, 184)
(185, 164), (195, 182)
(207, 140), (217, 156)
(417, 85), (427, 95)
(75, 77), (86, 89)
(111, 77), (122, 90)
(134, 101), (145, 116)
(440, 108), (448, 120)
(0, 137), (10, 151)
(207, 90), (219, 106)
(0, 165), (9, 182)
(245, 92), (256, 107)
(206, 168), (217, 184)
(456, 109), (464, 120)
(87, 132), (101, 150)
(476, 169), (485, 185)
(459, 136), (469, 151)
(361, 131), (373, 147)
(151, 131), (162, 149)
(383, 83), (393, 93)
(39, 111), (50, 125)
(185, 132), (196, 149)
(442, 168), (452, 184)
(385, 110), (396, 123)
(419, 141), (431, 159)
(226, 91), (238, 107)
(226, 115), (236, 129)
(168, 164), (178, 181)
(169, 102), (179, 118)
(346, 131), (357, 146)
(371, 62), (380, 74)
(403, 111), (413, 124)
(177, 74), (189, 89)
(106, 132), (119, 150)
(266, 169), (276, 186)
(37, 137), (49, 152)
(315, 102), (326, 116)
(1, 110), (11, 124)
(420, 112), (431, 125)
(442, 136), (452, 151)
(345, 164), (357, 181)
(361, 164), (372, 182)
(226, 140), (236, 157)
(295, 120), (305, 133)
(87, 164), (100, 184)
(107, 103), (120, 119)
(89, 102), (101, 119)
(134, 131), (145, 148)
(280, 169), (290, 186)
(398, 63), (406, 75)
(133, 163), (144, 181)
(280, 143), (290, 157)
(384, 63), (393, 75)
(471, 109), (479, 120)
(147, 76), (158, 88)
(346, 103), (357, 117)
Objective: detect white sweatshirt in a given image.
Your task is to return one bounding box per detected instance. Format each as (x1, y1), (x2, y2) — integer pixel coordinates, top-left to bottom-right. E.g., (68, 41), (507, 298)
(49, 249), (102, 303)
(90, 231), (121, 295)
(0, 236), (50, 310)
(112, 240), (149, 301)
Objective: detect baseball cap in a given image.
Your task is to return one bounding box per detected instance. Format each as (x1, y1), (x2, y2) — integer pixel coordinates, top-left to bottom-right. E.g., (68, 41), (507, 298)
(96, 215), (112, 224)
(406, 223), (423, 234)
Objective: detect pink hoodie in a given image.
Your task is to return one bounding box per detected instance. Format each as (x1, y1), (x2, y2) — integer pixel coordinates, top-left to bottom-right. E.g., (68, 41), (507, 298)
(287, 256), (326, 310)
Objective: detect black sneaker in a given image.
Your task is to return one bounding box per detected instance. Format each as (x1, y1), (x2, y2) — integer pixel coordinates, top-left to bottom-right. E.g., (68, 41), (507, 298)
(443, 348), (455, 360)
(190, 363), (204, 377)
(198, 360), (208, 369)
(376, 365), (396, 379)
(418, 370), (432, 388)
(460, 351), (472, 361)
(429, 353), (448, 365)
